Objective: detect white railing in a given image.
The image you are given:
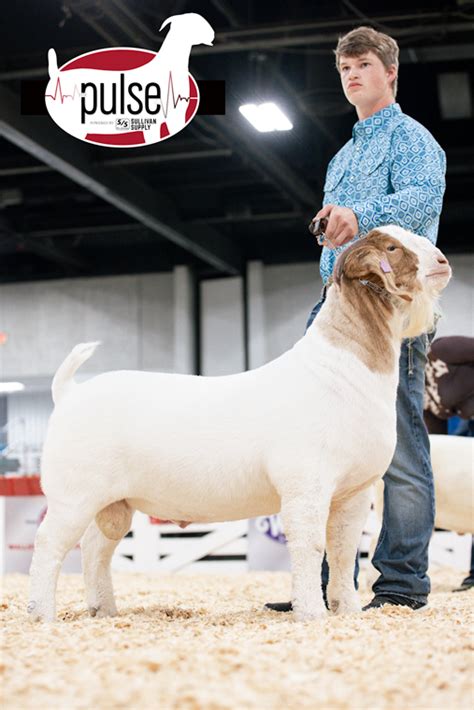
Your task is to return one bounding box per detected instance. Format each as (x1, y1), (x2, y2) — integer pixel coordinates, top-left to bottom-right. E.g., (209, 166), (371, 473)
(112, 512), (248, 573)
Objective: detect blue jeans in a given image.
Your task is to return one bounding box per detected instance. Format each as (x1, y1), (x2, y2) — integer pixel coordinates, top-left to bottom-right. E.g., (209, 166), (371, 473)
(307, 290), (434, 602)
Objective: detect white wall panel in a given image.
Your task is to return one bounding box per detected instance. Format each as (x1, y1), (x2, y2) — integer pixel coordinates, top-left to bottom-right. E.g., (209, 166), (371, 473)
(200, 277), (245, 376)
(0, 270), (185, 380)
(140, 272), (174, 372)
(174, 266), (195, 375)
(247, 261), (266, 369)
(435, 254), (474, 337)
(262, 262), (322, 362)
(247, 260), (322, 367)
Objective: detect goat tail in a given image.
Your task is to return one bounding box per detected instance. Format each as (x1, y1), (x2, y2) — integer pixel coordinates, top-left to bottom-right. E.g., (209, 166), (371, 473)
(52, 342), (100, 405)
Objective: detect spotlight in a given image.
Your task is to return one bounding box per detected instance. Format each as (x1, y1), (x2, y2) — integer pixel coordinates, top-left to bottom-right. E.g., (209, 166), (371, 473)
(239, 103), (293, 132)
(0, 382), (25, 394)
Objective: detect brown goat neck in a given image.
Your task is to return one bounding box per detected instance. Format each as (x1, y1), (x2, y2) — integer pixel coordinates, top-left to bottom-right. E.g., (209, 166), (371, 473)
(316, 282), (401, 374)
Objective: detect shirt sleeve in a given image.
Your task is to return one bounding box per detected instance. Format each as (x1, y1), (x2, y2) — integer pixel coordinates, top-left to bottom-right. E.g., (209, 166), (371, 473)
(351, 124), (446, 241)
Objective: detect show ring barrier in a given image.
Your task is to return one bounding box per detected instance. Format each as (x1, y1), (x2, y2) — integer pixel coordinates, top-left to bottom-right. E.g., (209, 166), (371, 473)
(0, 476), (471, 575)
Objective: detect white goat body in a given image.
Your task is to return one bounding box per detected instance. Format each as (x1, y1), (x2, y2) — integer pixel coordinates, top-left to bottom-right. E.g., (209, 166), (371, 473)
(366, 434), (473, 591)
(429, 435), (474, 534)
(29, 227), (451, 622)
(372, 435), (473, 536)
(45, 327), (396, 523)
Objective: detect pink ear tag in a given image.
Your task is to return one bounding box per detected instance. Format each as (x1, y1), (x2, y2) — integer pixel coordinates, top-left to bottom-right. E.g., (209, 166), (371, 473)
(380, 258), (392, 273)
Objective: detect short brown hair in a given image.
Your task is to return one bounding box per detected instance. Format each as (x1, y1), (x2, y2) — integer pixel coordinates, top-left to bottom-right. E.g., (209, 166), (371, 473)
(334, 26), (399, 97)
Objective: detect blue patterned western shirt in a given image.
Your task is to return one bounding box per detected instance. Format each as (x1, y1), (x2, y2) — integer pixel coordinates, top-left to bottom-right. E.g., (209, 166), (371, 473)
(319, 102), (446, 284)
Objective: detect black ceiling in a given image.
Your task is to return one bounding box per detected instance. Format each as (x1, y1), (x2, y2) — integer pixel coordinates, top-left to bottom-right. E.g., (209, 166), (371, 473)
(0, 0), (473, 283)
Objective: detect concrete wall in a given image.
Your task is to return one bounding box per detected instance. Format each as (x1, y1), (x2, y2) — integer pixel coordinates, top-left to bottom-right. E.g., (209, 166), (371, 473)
(200, 277), (245, 376)
(1, 266), (196, 471)
(0, 267), (198, 381)
(2, 255), (470, 384)
(247, 260), (322, 367)
(261, 261), (322, 362)
(435, 254), (474, 338)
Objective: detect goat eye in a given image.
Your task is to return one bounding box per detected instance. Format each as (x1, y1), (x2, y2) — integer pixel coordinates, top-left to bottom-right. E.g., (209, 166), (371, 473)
(387, 245), (397, 252)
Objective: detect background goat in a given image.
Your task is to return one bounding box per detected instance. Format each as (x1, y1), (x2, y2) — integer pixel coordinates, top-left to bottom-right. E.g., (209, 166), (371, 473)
(366, 434), (474, 589)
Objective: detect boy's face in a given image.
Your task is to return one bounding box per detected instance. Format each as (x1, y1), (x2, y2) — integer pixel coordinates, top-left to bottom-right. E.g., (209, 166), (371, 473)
(338, 51), (397, 110)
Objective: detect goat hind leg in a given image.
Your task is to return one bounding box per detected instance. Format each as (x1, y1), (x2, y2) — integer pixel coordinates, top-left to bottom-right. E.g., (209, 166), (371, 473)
(28, 505), (94, 622)
(82, 500), (133, 618)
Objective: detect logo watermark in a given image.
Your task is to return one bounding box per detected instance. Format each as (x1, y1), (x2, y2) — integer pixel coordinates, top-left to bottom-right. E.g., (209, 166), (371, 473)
(45, 13), (214, 147)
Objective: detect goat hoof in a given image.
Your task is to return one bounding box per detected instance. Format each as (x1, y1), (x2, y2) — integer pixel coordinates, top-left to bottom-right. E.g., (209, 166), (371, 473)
(293, 606), (327, 621)
(89, 606), (99, 617)
(27, 600), (53, 622)
(27, 600), (42, 621)
(329, 598), (361, 615)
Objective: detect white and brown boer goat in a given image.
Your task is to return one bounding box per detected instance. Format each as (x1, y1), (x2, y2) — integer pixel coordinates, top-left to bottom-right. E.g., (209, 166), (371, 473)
(28, 226), (451, 622)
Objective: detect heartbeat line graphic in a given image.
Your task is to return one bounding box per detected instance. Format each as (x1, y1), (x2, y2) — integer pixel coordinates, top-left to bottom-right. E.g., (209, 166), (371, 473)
(45, 71), (194, 119)
(45, 76), (80, 103)
(162, 72), (192, 118)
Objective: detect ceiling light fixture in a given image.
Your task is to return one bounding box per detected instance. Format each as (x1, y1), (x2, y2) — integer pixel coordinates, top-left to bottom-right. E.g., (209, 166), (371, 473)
(239, 103), (293, 132)
(0, 382), (25, 394)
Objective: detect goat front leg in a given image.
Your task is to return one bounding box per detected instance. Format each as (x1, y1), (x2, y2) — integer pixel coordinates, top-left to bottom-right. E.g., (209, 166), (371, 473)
(325, 487), (373, 615)
(82, 500), (134, 618)
(280, 491), (332, 621)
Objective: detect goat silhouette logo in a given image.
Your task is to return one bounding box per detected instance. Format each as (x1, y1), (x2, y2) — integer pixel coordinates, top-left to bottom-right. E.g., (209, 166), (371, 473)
(44, 13), (214, 147)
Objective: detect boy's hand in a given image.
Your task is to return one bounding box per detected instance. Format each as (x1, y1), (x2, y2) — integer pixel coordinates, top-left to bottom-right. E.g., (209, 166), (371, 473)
(314, 205), (358, 248)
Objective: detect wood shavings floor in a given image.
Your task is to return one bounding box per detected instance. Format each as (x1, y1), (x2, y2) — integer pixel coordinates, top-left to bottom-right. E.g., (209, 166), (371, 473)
(1, 568), (473, 709)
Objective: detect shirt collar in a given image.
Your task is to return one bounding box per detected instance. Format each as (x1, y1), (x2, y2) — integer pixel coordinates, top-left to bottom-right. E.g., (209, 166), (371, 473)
(352, 102), (402, 141)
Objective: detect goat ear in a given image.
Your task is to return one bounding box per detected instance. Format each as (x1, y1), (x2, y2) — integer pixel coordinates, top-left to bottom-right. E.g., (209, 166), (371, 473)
(333, 240), (371, 286)
(160, 15), (175, 32)
(376, 256), (418, 303)
(338, 244), (415, 302)
(333, 241), (361, 286)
